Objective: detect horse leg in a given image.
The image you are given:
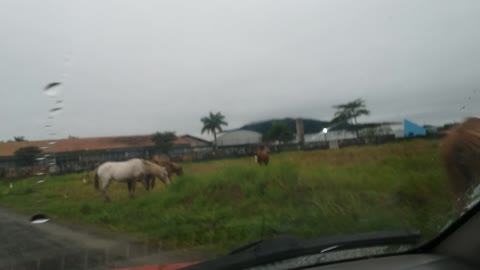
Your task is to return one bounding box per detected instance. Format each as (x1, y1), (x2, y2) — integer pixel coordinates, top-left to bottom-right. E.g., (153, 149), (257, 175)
(101, 179), (111, 202)
(129, 179), (136, 198)
(150, 176), (156, 190)
(144, 177), (149, 191)
(127, 180), (133, 192)
(146, 175), (152, 191)
(141, 176), (149, 191)
(144, 176), (149, 190)
(133, 179), (137, 195)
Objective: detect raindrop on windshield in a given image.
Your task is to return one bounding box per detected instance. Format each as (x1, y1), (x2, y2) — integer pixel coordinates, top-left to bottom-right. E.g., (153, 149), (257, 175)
(35, 172), (45, 176)
(41, 146), (48, 150)
(37, 179), (46, 184)
(43, 82), (62, 97)
(49, 107), (63, 117)
(36, 157), (45, 161)
(30, 214), (49, 224)
(9, 183), (13, 189)
(460, 106), (466, 111)
(55, 100), (63, 104)
(48, 141), (56, 145)
(50, 107), (62, 112)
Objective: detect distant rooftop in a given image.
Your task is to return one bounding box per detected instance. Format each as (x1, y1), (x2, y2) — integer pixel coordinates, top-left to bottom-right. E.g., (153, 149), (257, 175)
(0, 134), (194, 157)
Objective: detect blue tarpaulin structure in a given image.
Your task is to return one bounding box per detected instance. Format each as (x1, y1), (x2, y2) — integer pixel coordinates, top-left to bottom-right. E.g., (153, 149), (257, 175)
(404, 119), (426, 137)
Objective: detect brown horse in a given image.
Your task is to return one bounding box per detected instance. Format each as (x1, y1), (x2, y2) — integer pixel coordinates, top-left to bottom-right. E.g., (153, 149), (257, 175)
(144, 160), (183, 189)
(156, 160), (184, 177)
(441, 117), (480, 209)
(255, 148), (269, 166)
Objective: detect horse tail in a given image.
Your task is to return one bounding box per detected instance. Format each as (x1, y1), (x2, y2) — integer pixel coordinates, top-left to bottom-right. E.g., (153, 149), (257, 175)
(94, 170), (100, 190)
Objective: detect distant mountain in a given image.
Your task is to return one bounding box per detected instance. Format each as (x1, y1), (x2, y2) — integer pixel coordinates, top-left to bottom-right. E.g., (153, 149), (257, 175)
(241, 118), (330, 135)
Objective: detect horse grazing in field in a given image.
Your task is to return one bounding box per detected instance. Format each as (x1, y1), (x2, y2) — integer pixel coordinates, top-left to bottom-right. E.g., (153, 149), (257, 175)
(441, 117), (480, 209)
(144, 160), (183, 190)
(94, 158), (171, 202)
(157, 160), (184, 177)
(255, 148), (269, 166)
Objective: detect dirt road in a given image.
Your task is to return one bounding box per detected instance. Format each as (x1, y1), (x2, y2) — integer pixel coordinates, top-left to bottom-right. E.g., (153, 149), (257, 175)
(0, 209), (205, 270)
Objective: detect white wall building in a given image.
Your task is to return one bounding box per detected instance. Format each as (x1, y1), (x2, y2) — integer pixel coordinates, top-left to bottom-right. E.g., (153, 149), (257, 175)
(391, 123), (405, 139)
(304, 130), (357, 143)
(304, 122), (403, 143)
(216, 130), (262, 147)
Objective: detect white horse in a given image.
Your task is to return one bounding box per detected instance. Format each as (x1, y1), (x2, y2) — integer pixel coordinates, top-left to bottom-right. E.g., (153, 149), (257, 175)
(94, 158), (170, 201)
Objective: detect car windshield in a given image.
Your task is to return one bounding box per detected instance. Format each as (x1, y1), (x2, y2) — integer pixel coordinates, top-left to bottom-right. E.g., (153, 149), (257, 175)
(1, 1), (480, 269)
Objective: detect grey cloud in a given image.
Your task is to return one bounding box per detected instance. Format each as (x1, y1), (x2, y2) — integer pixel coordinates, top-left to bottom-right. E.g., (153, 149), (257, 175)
(1, 0), (479, 141)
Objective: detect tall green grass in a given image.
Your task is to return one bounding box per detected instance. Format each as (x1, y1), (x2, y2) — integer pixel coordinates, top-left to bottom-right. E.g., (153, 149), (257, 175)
(0, 140), (454, 253)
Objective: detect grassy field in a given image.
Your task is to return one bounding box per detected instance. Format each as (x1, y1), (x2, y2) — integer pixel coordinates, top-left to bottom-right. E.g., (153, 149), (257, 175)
(0, 139), (455, 253)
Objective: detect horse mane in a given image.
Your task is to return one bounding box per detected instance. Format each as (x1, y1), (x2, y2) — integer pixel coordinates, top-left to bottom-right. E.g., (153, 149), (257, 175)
(155, 160), (171, 167)
(154, 160), (183, 175)
(441, 117), (480, 207)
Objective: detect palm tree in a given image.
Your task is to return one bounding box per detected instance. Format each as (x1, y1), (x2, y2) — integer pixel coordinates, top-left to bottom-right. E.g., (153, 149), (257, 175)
(201, 112), (228, 149)
(14, 136), (26, 142)
(331, 98), (370, 138)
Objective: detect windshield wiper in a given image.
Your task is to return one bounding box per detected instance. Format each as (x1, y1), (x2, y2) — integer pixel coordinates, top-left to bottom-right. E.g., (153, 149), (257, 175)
(181, 230), (420, 270)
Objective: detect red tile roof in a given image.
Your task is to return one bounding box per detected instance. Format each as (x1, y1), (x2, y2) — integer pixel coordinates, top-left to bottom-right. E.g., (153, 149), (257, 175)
(0, 135), (191, 157)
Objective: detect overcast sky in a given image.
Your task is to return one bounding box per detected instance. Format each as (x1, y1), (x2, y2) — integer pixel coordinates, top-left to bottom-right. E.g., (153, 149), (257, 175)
(1, 0), (479, 141)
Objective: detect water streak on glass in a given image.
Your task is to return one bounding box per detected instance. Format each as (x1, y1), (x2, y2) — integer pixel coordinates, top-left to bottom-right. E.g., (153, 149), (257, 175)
(43, 82), (62, 97)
